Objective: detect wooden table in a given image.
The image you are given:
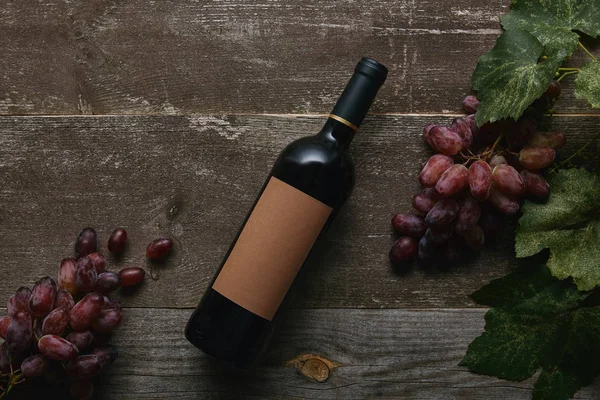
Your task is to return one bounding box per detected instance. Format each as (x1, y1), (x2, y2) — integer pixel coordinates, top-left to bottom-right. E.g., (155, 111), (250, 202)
(1, 1), (598, 399)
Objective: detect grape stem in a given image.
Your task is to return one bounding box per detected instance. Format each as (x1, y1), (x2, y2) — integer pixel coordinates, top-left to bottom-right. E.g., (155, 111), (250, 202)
(487, 133), (504, 160)
(552, 131), (600, 172)
(578, 42), (597, 61)
(557, 67), (580, 72)
(33, 319), (40, 341)
(0, 372), (23, 399)
(556, 70), (579, 82)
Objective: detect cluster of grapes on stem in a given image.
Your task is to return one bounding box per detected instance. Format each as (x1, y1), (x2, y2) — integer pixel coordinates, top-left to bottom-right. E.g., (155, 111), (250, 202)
(0, 228), (173, 399)
(390, 81), (565, 267)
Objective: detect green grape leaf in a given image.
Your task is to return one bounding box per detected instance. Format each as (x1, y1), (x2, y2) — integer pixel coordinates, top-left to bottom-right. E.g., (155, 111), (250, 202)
(575, 60), (600, 108)
(501, 0), (600, 55)
(462, 264), (600, 400)
(515, 168), (600, 290)
(470, 260), (555, 308)
(472, 29), (566, 126)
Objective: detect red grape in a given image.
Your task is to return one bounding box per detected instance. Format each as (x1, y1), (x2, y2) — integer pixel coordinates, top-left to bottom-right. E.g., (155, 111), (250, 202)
(451, 117), (473, 148)
(38, 334), (79, 361)
(7, 295), (16, 317)
(519, 146), (556, 169)
(95, 272), (121, 294)
(463, 95), (480, 113)
(75, 256), (98, 294)
(107, 298), (122, 312)
(0, 316), (10, 339)
(465, 225), (485, 250)
(505, 152), (525, 171)
(92, 309), (122, 333)
(70, 293), (104, 332)
(75, 227), (97, 258)
(441, 236), (463, 261)
(478, 120), (510, 139)
(66, 331), (94, 352)
(21, 354), (48, 377)
(29, 276), (57, 318)
(146, 238), (173, 259)
(6, 311), (33, 354)
(492, 164), (525, 197)
(422, 187), (442, 200)
(391, 214), (426, 237)
(488, 186), (520, 215)
(455, 196), (482, 236)
(435, 164), (469, 197)
(66, 355), (102, 379)
(417, 236), (436, 261)
(14, 287), (32, 314)
(469, 161), (492, 200)
(90, 344), (118, 366)
(521, 170), (551, 201)
(88, 252), (106, 274)
(70, 380), (94, 400)
(108, 228), (128, 254)
(507, 118), (536, 150)
(412, 193), (437, 215)
(419, 154), (454, 187)
(425, 199), (459, 227)
(489, 154), (507, 168)
(54, 289), (75, 311)
(0, 343), (10, 374)
(389, 237), (418, 264)
(428, 126), (464, 155)
(424, 225), (454, 246)
(465, 114), (479, 136)
(544, 80), (561, 99)
(423, 123), (436, 147)
(42, 308), (69, 336)
(528, 132), (566, 149)
(58, 258), (78, 295)
(119, 267), (146, 287)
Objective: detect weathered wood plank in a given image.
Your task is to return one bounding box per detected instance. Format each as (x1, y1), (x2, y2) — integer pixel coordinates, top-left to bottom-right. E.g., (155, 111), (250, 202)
(0, 0), (595, 115)
(0, 115), (597, 309)
(4, 308), (599, 399)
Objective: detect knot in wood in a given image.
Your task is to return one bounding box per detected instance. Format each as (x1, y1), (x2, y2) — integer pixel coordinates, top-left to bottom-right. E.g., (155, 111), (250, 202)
(300, 358), (330, 382)
(284, 353), (340, 383)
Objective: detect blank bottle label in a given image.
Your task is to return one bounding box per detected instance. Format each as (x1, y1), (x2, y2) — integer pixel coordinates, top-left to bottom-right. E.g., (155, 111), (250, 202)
(212, 177), (332, 321)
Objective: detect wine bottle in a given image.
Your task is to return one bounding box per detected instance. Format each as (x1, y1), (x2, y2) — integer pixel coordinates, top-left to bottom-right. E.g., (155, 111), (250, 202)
(185, 57), (388, 368)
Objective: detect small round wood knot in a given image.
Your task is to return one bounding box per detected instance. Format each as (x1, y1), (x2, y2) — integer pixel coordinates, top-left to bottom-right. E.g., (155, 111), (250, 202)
(300, 358), (330, 383)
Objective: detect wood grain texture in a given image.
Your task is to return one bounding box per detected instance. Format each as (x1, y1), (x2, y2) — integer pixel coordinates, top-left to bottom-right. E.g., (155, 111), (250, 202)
(3, 308), (599, 399)
(0, 0), (595, 115)
(0, 115), (597, 309)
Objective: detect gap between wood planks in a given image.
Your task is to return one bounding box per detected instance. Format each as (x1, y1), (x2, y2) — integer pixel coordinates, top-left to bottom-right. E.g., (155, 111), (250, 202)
(0, 113), (599, 118)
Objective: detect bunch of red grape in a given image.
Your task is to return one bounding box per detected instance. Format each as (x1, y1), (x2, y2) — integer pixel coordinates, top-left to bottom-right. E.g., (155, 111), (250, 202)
(390, 81), (565, 267)
(0, 228), (173, 399)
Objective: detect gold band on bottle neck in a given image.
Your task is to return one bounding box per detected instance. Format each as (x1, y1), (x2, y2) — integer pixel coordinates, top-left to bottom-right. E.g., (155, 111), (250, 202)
(328, 114), (359, 132)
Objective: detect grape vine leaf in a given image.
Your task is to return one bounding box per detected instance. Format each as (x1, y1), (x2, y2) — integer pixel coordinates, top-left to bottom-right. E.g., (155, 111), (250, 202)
(461, 264), (600, 400)
(501, 0), (600, 55)
(575, 60), (600, 108)
(472, 29), (566, 126)
(515, 168), (600, 291)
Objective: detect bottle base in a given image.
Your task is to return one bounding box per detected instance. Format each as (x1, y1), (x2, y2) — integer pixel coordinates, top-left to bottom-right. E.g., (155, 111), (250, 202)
(184, 288), (272, 369)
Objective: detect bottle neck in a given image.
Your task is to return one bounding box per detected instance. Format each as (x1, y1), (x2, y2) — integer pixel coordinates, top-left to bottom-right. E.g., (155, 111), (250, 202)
(318, 116), (358, 148)
(318, 57), (387, 148)
(330, 59), (386, 130)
